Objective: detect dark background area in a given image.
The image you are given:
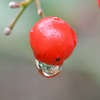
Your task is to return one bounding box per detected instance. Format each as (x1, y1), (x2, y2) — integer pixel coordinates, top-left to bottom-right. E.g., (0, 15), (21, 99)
(0, 0), (100, 100)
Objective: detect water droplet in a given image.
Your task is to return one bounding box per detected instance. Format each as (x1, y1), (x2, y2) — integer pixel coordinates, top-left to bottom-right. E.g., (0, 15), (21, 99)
(35, 59), (62, 78)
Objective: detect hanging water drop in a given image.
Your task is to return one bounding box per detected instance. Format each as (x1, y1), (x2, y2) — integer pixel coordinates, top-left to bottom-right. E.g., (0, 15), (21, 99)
(35, 59), (62, 78)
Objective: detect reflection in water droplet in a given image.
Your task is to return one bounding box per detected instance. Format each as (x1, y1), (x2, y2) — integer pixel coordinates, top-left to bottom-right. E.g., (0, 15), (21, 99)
(35, 59), (62, 77)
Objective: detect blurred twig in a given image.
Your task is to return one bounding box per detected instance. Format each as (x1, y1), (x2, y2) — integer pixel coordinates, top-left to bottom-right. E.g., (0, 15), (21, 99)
(4, 0), (45, 35)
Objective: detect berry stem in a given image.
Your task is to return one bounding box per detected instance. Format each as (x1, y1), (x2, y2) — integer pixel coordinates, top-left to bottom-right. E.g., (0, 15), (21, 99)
(20, 0), (33, 7)
(4, 0), (45, 35)
(34, 0), (45, 18)
(4, 7), (26, 35)
(4, 0), (33, 35)
(8, 7), (26, 30)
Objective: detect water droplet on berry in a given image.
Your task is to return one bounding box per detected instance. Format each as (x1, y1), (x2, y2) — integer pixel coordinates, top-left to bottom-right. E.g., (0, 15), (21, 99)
(35, 59), (62, 78)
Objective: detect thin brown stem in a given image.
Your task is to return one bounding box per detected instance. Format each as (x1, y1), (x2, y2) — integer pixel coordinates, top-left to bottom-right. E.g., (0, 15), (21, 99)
(4, 0), (33, 35)
(4, 0), (45, 35)
(8, 7), (26, 29)
(34, 0), (45, 18)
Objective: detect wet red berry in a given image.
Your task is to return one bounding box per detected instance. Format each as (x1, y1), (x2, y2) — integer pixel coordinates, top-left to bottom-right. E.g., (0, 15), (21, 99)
(29, 17), (77, 66)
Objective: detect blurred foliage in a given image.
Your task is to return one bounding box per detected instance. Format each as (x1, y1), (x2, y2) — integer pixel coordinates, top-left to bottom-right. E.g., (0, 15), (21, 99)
(0, 0), (100, 100)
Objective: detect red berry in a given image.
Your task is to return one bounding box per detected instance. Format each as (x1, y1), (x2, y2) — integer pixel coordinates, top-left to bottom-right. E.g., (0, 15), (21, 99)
(98, 0), (100, 9)
(29, 17), (77, 66)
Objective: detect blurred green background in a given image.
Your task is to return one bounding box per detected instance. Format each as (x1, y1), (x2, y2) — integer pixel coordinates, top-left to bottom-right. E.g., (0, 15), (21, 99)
(0, 0), (100, 100)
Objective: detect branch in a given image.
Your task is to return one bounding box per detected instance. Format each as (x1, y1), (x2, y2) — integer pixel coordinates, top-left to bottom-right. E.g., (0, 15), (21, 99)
(34, 0), (45, 18)
(4, 0), (45, 35)
(4, 0), (33, 35)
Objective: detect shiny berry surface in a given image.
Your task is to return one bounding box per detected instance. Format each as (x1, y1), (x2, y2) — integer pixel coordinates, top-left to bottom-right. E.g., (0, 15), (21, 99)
(29, 17), (77, 66)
